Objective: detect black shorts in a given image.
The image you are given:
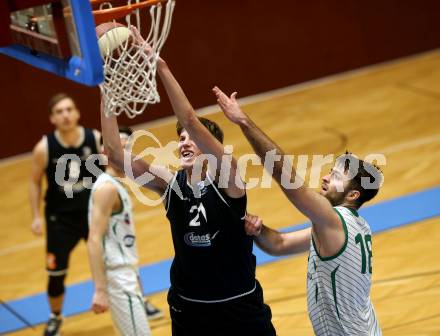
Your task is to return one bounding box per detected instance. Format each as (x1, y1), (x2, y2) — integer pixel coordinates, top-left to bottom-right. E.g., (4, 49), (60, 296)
(45, 208), (89, 275)
(167, 280), (276, 336)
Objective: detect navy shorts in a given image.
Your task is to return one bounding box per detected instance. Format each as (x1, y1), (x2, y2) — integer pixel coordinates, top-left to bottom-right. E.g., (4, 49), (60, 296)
(168, 280), (276, 336)
(45, 208), (88, 275)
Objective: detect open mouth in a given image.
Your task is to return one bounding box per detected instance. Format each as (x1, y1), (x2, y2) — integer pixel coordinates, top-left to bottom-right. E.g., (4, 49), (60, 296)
(321, 184), (328, 192)
(181, 150), (194, 160)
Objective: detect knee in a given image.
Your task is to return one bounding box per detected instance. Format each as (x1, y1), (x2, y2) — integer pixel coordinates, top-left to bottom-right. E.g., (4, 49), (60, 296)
(48, 274), (66, 297)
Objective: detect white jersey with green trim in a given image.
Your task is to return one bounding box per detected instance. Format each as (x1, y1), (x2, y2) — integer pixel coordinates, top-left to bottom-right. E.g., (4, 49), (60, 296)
(89, 173), (138, 269)
(307, 206), (381, 335)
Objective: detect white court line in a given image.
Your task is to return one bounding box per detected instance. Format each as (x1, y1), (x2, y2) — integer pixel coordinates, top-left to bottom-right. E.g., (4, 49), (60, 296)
(1, 48), (439, 167)
(378, 133), (440, 155)
(0, 239), (44, 257)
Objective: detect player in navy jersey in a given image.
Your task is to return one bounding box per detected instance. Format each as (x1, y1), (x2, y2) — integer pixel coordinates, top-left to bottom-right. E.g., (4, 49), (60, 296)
(29, 93), (102, 336)
(101, 57), (276, 335)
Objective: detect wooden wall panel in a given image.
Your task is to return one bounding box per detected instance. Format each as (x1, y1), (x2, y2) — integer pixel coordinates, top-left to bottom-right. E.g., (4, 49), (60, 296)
(1, 0), (440, 158)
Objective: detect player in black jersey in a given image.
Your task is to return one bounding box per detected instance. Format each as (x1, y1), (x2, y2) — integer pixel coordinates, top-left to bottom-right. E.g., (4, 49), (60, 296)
(101, 56), (275, 335)
(29, 93), (102, 336)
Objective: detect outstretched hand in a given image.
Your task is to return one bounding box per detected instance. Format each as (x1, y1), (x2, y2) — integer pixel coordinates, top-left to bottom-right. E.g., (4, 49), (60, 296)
(212, 86), (248, 125)
(130, 26), (153, 55)
(245, 213), (263, 236)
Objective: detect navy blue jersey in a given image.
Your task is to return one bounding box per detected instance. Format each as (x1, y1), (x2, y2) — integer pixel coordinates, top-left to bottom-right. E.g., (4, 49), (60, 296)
(45, 127), (101, 213)
(165, 170), (256, 302)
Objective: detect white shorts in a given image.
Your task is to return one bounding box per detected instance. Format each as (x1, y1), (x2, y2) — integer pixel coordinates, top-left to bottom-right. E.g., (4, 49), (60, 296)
(106, 266), (151, 336)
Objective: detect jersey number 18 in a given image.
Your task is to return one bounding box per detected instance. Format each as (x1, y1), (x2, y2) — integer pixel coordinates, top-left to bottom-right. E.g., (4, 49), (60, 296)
(355, 233), (372, 274)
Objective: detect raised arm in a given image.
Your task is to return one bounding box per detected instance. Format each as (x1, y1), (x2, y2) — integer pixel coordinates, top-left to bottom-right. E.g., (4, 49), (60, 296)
(100, 101), (172, 195)
(245, 214), (311, 256)
(157, 59), (244, 198)
(214, 87), (342, 254)
(29, 138), (47, 236)
(86, 183), (117, 314)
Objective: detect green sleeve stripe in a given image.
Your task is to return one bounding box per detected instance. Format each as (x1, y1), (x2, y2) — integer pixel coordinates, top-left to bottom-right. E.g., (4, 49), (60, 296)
(311, 207), (348, 261)
(344, 206), (359, 217)
(315, 283), (318, 304)
(331, 265), (341, 319)
(111, 193), (124, 216)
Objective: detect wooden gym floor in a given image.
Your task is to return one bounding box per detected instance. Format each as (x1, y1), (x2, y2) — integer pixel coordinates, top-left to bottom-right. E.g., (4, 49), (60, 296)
(1, 49), (440, 335)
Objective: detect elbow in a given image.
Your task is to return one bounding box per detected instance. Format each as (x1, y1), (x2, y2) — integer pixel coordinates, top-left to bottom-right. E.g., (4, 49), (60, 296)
(107, 152), (119, 165)
(262, 247), (284, 257)
(271, 236), (289, 256)
(256, 240), (284, 257)
(106, 149), (124, 170)
(87, 234), (97, 244)
(270, 247), (286, 257)
(86, 239), (94, 252)
(87, 234), (101, 248)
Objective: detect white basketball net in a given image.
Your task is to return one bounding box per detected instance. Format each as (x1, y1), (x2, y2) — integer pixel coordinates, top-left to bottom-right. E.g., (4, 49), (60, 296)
(99, 0), (175, 118)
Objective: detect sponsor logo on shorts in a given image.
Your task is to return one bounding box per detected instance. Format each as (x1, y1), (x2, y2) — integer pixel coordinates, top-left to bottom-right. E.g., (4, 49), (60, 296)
(184, 230), (219, 247)
(123, 234), (135, 247)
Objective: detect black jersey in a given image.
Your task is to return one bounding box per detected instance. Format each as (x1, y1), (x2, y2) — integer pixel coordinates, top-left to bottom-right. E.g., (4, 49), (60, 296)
(45, 127), (101, 213)
(165, 169), (256, 302)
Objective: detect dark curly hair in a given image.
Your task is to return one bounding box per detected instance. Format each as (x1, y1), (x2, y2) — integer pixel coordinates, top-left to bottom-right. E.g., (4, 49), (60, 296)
(337, 151), (383, 207)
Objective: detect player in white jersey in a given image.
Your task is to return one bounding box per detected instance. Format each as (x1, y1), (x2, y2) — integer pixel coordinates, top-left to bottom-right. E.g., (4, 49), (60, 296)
(213, 87), (383, 335)
(87, 127), (151, 336)
(306, 205), (380, 335)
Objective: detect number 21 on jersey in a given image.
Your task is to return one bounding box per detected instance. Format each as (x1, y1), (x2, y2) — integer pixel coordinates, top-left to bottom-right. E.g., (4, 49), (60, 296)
(189, 203), (207, 227)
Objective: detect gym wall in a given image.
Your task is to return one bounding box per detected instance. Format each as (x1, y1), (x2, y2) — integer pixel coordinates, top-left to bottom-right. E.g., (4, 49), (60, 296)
(1, 0), (440, 158)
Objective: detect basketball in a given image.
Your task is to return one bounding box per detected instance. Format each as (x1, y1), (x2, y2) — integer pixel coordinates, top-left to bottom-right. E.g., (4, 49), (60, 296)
(96, 22), (132, 59)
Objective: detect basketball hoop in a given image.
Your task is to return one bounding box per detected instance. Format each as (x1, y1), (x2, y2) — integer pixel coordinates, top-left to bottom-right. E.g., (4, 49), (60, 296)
(93, 0), (176, 119)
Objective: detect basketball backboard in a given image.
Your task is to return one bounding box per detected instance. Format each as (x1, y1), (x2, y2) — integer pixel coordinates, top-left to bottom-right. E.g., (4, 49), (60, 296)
(0, 0), (103, 86)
